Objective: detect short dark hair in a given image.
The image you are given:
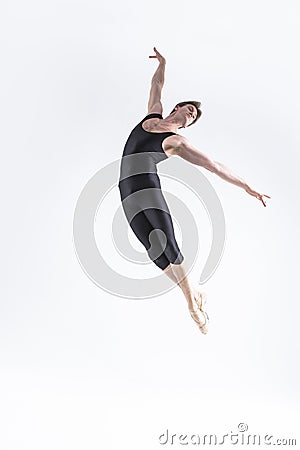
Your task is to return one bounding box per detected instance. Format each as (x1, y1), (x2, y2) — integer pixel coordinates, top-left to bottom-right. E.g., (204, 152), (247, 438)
(170, 101), (202, 127)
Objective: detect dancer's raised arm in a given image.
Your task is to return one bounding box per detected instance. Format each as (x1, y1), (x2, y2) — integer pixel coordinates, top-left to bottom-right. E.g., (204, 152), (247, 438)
(147, 47), (166, 115)
(177, 136), (271, 207)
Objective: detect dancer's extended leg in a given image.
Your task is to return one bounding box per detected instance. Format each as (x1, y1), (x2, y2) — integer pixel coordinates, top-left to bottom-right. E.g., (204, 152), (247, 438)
(162, 263), (180, 284)
(164, 261), (208, 334)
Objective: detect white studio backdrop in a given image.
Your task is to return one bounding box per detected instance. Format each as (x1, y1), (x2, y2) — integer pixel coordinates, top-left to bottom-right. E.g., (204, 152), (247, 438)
(1, 0), (299, 449)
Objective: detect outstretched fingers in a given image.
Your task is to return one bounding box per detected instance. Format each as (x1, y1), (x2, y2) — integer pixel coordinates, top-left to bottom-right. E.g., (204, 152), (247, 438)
(148, 47), (166, 63)
(260, 194), (271, 207)
(149, 46), (158, 58)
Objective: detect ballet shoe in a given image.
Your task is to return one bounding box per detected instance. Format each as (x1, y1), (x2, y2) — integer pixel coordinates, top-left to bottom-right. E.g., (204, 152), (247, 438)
(189, 291), (209, 334)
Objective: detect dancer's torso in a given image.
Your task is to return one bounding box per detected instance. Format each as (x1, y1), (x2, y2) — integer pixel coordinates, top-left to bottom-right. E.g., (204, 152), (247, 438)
(118, 113), (178, 199)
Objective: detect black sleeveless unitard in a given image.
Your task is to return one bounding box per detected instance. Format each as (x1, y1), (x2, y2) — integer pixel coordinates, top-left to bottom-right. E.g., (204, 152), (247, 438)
(118, 113), (184, 270)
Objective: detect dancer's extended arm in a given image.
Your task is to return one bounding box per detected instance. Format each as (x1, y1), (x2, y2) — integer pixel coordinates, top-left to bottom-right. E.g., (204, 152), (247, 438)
(177, 136), (271, 207)
(147, 47), (166, 114)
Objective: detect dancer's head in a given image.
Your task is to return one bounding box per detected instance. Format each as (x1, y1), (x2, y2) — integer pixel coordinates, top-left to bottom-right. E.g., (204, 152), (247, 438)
(169, 101), (202, 128)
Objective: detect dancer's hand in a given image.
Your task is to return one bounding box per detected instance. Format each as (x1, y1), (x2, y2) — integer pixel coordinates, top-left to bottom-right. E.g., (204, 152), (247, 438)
(245, 185), (271, 207)
(149, 47), (166, 64)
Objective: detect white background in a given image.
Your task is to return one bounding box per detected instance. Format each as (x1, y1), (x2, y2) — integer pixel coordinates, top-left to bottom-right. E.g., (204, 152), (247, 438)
(1, 0), (299, 449)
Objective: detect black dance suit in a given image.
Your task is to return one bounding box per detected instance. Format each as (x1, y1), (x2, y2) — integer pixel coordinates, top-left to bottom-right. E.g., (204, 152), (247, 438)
(118, 113), (184, 270)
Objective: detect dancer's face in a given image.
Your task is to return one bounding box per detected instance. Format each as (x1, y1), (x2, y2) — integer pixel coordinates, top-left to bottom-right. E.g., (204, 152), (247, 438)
(175, 104), (197, 128)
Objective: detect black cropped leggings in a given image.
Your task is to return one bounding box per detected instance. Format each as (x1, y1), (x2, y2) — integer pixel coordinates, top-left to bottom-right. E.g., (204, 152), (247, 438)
(120, 187), (184, 270)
